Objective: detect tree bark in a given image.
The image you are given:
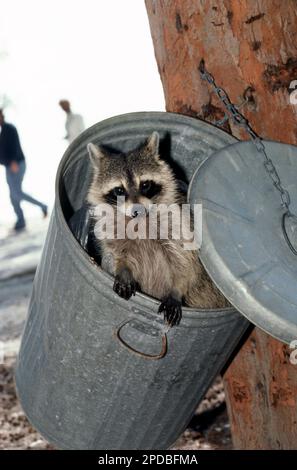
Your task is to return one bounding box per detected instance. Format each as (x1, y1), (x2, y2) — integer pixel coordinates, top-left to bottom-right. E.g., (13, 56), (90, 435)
(145, 0), (297, 449)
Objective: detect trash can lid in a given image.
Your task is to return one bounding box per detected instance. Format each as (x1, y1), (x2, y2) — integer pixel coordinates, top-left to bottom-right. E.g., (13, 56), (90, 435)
(189, 139), (297, 345)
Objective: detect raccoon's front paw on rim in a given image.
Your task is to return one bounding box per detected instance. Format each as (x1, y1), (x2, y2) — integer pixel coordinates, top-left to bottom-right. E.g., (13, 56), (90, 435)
(113, 268), (137, 300)
(158, 297), (182, 327)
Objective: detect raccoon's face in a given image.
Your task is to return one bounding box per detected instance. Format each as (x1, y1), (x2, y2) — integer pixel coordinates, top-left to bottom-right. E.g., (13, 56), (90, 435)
(87, 132), (179, 218)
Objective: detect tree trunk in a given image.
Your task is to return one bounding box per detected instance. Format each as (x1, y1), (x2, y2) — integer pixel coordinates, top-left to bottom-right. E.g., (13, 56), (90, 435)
(145, 0), (297, 449)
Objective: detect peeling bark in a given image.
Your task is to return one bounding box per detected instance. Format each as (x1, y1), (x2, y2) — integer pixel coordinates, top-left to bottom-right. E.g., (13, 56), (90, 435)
(145, 0), (297, 142)
(145, 0), (297, 449)
(222, 328), (297, 449)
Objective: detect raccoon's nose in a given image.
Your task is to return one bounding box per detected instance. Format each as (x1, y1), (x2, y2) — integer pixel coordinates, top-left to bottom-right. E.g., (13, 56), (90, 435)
(129, 204), (147, 218)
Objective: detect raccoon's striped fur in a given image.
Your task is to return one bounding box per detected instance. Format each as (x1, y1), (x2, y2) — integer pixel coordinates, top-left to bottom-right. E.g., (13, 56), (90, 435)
(87, 132), (229, 326)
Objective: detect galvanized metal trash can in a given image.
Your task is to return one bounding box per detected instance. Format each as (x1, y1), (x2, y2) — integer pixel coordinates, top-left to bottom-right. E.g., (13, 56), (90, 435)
(15, 112), (250, 450)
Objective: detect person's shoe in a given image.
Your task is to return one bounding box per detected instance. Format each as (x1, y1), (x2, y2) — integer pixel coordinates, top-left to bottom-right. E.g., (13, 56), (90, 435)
(42, 205), (48, 218)
(14, 220), (26, 232)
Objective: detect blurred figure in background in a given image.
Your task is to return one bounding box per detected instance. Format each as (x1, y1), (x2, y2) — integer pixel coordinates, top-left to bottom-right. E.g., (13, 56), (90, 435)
(0, 109), (48, 232)
(59, 99), (85, 144)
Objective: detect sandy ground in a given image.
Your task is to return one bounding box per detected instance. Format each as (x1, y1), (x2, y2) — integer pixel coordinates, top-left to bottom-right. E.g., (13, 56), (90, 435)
(0, 357), (231, 450)
(0, 219), (232, 450)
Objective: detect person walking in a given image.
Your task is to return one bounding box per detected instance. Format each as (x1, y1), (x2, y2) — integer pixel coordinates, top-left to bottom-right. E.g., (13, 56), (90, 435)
(59, 99), (85, 144)
(0, 109), (48, 232)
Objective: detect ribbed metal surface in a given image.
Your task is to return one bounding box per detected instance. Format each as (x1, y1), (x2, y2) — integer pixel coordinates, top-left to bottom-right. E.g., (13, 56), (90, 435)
(15, 112), (249, 450)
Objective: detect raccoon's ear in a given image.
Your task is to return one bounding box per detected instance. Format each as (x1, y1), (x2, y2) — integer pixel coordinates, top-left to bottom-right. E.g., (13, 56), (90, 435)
(146, 131), (160, 156)
(87, 143), (105, 168)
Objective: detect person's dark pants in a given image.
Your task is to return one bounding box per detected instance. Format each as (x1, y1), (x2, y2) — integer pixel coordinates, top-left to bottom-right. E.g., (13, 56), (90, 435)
(5, 160), (46, 226)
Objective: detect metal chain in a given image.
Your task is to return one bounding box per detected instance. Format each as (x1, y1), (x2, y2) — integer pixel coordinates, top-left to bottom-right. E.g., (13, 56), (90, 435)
(198, 59), (297, 255)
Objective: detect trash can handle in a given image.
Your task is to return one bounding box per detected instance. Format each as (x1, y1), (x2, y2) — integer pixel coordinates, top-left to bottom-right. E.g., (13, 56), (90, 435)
(115, 319), (168, 360)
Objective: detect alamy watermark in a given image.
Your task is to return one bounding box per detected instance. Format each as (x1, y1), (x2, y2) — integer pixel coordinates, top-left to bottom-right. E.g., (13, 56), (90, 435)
(0, 341), (4, 365)
(93, 197), (202, 250)
(289, 80), (297, 105)
(289, 340), (297, 365)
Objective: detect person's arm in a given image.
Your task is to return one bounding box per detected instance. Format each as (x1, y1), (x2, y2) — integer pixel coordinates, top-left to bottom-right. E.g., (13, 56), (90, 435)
(70, 115), (85, 140)
(7, 126), (22, 172)
(76, 115), (85, 134)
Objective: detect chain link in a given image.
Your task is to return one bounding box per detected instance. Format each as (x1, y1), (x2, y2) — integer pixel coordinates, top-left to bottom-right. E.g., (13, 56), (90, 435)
(198, 59), (297, 255)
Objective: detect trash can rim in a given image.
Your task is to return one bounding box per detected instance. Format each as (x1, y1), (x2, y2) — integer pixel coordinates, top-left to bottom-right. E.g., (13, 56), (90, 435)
(54, 111), (239, 321)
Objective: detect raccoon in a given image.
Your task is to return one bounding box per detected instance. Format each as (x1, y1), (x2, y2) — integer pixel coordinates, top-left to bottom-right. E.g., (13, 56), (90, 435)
(87, 132), (229, 326)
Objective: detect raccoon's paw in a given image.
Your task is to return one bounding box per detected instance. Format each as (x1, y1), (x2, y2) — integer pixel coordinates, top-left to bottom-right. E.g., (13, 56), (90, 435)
(158, 297), (182, 327)
(113, 268), (137, 300)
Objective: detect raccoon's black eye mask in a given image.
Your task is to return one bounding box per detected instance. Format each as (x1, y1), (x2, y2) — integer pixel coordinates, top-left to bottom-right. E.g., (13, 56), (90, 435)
(139, 180), (162, 199)
(105, 186), (127, 204)
(104, 180), (162, 205)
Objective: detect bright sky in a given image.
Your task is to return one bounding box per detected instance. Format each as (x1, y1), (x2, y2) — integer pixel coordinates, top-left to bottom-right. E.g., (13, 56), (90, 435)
(0, 0), (164, 225)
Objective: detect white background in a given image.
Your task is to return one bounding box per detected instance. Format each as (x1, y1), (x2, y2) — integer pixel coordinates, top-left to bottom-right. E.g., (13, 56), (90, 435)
(0, 0), (164, 225)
